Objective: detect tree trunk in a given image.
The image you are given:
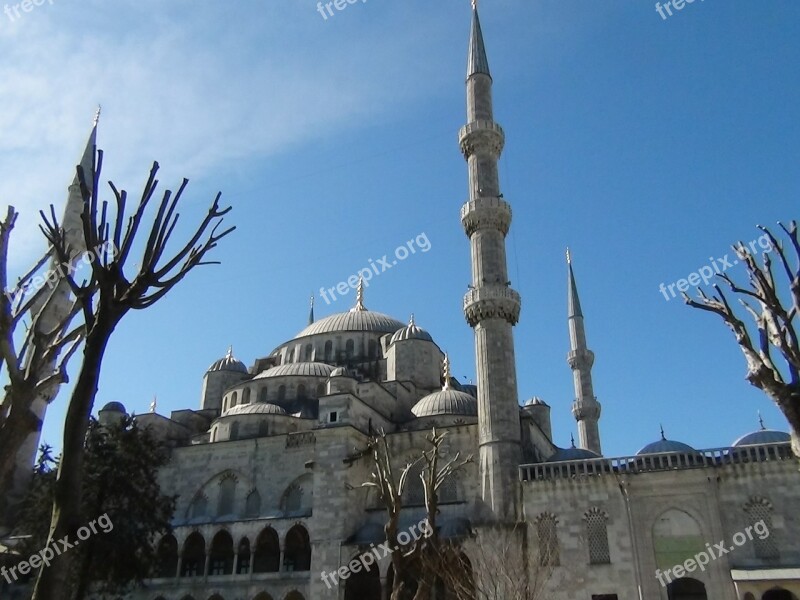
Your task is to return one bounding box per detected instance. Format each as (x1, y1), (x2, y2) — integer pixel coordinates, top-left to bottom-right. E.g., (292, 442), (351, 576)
(31, 316), (116, 600)
(778, 389), (800, 458)
(0, 386), (40, 524)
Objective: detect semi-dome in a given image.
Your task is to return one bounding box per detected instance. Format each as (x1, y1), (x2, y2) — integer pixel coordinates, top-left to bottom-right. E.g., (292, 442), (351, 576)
(208, 347), (248, 374)
(732, 429), (791, 447)
(390, 314), (434, 344)
(100, 401), (126, 413)
(547, 446), (600, 462)
(412, 389), (478, 418)
(223, 402), (287, 417)
(253, 362), (336, 379)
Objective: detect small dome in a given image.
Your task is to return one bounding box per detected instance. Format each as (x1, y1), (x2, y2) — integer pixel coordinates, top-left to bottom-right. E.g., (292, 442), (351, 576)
(525, 397), (549, 407)
(390, 315), (434, 344)
(637, 438), (698, 455)
(100, 401), (126, 413)
(223, 402), (287, 417)
(208, 347), (247, 374)
(547, 446), (600, 462)
(294, 310), (405, 338)
(330, 366), (352, 378)
(412, 389), (478, 418)
(732, 429), (791, 447)
(253, 362), (336, 379)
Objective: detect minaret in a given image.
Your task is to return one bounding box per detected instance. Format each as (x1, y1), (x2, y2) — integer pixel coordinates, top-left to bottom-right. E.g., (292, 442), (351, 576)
(567, 249), (602, 455)
(460, 2), (522, 523)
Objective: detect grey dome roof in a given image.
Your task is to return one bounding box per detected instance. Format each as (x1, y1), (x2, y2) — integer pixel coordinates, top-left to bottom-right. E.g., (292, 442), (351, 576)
(100, 401), (126, 413)
(223, 402), (287, 417)
(637, 438), (698, 456)
(390, 315), (434, 344)
(732, 429), (791, 447)
(208, 348), (248, 374)
(412, 389), (478, 418)
(525, 396), (549, 407)
(253, 362), (335, 379)
(547, 447), (600, 462)
(294, 310), (405, 338)
(330, 366), (352, 378)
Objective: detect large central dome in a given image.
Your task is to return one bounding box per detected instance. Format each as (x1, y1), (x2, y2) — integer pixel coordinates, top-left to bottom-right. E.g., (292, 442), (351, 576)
(294, 310), (406, 338)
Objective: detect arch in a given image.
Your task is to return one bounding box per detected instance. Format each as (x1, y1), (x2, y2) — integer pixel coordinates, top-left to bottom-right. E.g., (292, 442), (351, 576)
(245, 489), (261, 517)
(535, 512), (560, 566)
(181, 532), (206, 577)
(154, 534), (178, 577)
(297, 384), (307, 400)
(243, 388), (251, 405)
(231, 391), (238, 407)
(344, 553), (381, 600)
(259, 386), (268, 402)
(284, 525), (312, 571)
(252, 527), (281, 573)
(218, 475), (237, 516)
(209, 530), (234, 575)
(179, 596), (197, 600)
(282, 474), (313, 515)
(345, 339), (355, 359)
(744, 496), (779, 559)
(303, 344), (313, 361)
(253, 594), (275, 600)
(402, 461), (425, 506)
(324, 340), (333, 361)
(190, 493), (208, 520)
(653, 509), (705, 572)
(744, 594), (756, 600)
(584, 507), (611, 565)
(763, 589), (799, 600)
(666, 577), (708, 600)
(237, 537), (251, 574)
(208, 595), (225, 600)
(284, 592), (305, 600)
(230, 421), (240, 441)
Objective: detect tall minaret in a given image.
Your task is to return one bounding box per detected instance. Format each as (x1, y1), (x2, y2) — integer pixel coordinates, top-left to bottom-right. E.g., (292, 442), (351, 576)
(567, 249), (602, 455)
(460, 2), (522, 523)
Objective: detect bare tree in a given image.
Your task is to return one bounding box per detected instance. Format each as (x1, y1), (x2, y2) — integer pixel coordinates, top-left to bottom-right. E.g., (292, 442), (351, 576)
(361, 428), (471, 600)
(683, 221), (800, 456)
(31, 148), (234, 600)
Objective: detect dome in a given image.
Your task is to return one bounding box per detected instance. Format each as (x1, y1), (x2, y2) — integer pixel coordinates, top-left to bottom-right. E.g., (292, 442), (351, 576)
(100, 401), (126, 413)
(732, 429), (791, 447)
(208, 347), (248, 374)
(637, 438), (698, 455)
(294, 310), (405, 338)
(390, 315), (434, 344)
(525, 396), (549, 407)
(547, 446), (600, 462)
(330, 366), (352, 378)
(412, 389), (478, 418)
(223, 402), (287, 417)
(253, 362), (336, 379)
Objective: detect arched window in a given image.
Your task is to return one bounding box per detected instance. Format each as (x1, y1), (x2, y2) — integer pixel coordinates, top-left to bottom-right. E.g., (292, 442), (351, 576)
(278, 385), (286, 401)
(230, 421), (240, 441)
(259, 386), (268, 402)
(258, 420), (269, 437)
(218, 475), (236, 516)
(762, 589), (799, 600)
(245, 489), (261, 517)
(285, 593), (305, 600)
(317, 383), (326, 397)
(242, 388), (251, 405)
(231, 391), (238, 407)
(536, 513), (560, 566)
(653, 509), (705, 574)
(666, 577), (708, 600)
(210, 428), (217, 443)
(297, 384), (307, 400)
(252, 594), (274, 600)
(324, 340), (333, 361)
(155, 534), (178, 578)
(181, 532), (206, 577)
(284, 525), (312, 571)
(209, 530), (234, 575)
(345, 339), (355, 359)
(584, 507), (611, 564)
(282, 475), (313, 515)
(439, 474), (458, 503)
(284, 485), (303, 513)
(252, 528), (281, 573)
(237, 537), (251, 575)
(190, 494), (208, 519)
(304, 344), (313, 361)
(403, 462), (425, 506)
(744, 497), (779, 559)
(368, 339), (378, 359)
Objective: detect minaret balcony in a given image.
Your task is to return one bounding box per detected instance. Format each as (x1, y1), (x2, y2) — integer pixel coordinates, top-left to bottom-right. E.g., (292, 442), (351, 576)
(459, 120), (505, 159)
(572, 398), (601, 421)
(461, 196), (512, 236)
(567, 348), (595, 369)
(463, 285), (521, 327)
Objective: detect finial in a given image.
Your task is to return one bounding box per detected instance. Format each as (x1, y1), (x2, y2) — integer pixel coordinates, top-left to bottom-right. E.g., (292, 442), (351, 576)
(758, 411), (766, 430)
(409, 313), (416, 327)
(149, 395), (157, 413)
(93, 105), (101, 127)
(226, 346), (233, 359)
(570, 433), (576, 448)
(308, 293), (315, 325)
(351, 277), (366, 312)
(471, 0), (478, 10)
(660, 424), (666, 440)
(566, 247), (572, 265)
(442, 353), (452, 390)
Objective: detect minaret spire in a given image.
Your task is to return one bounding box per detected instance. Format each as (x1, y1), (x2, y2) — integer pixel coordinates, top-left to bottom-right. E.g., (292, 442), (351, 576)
(567, 251), (602, 455)
(461, 3), (522, 523)
(308, 294), (315, 325)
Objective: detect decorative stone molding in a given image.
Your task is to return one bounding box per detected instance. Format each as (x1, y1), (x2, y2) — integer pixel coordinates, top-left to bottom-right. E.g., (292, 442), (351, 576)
(463, 285), (521, 326)
(461, 196), (512, 236)
(459, 120), (505, 159)
(567, 348), (595, 370)
(572, 399), (601, 421)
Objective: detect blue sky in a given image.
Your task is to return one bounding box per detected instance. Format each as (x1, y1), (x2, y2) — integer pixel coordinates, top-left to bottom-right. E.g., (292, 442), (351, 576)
(1, 0), (798, 460)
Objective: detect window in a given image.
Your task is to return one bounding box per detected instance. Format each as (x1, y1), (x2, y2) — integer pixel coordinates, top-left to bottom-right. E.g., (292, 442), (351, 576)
(536, 513), (560, 566)
(744, 497), (779, 559)
(345, 339), (355, 359)
(237, 538), (251, 574)
(190, 494), (208, 519)
(284, 526), (312, 571)
(181, 533), (205, 577)
(329, 411), (338, 423)
(245, 489), (261, 517)
(259, 386), (268, 402)
(218, 475), (236, 516)
(297, 384), (307, 400)
(242, 388), (251, 405)
(585, 508), (611, 564)
(284, 484), (303, 513)
(324, 340), (333, 361)
(231, 391), (238, 407)
(439, 474), (458, 503)
(304, 344), (313, 361)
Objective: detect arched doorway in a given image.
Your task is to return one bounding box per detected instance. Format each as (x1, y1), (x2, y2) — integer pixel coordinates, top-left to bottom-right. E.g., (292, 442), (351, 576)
(667, 577), (708, 600)
(344, 555), (381, 600)
(763, 590), (799, 600)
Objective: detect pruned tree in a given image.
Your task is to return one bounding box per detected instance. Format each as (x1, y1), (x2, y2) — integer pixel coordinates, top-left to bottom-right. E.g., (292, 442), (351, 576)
(683, 221), (800, 456)
(361, 428), (471, 600)
(31, 147), (234, 600)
